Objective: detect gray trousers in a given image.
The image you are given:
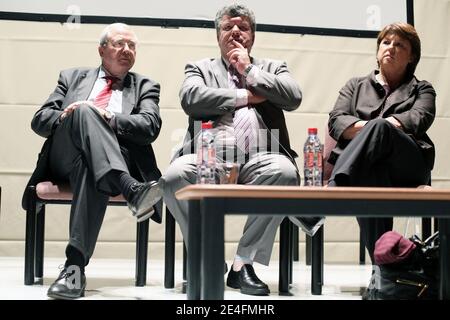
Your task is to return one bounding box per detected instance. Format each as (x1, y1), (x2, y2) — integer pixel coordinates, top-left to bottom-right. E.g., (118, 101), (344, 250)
(49, 106), (130, 263)
(163, 151), (298, 266)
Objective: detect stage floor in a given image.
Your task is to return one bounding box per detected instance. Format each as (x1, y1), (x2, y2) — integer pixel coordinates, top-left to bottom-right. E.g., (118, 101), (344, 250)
(0, 257), (371, 300)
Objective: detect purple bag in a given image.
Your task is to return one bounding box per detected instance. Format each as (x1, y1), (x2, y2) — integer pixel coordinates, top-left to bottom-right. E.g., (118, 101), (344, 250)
(366, 231), (439, 300)
(374, 231), (416, 265)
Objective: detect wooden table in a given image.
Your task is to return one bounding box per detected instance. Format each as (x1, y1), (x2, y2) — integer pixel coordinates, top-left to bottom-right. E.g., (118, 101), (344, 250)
(176, 185), (450, 300)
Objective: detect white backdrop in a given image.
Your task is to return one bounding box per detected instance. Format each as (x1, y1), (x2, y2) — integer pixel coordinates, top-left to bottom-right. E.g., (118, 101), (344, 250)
(0, 0), (410, 33)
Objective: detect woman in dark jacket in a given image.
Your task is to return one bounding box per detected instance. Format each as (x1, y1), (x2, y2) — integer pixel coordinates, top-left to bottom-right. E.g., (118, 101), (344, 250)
(327, 23), (436, 265)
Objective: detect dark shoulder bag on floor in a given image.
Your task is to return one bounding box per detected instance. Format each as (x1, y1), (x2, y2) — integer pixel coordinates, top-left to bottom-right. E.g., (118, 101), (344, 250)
(366, 231), (439, 300)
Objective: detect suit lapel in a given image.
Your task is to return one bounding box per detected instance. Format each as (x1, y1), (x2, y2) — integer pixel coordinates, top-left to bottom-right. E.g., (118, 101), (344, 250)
(75, 68), (98, 100)
(381, 78), (416, 116)
(76, 69), (136, 115)
(122, 73), (136, 115)
(213, 59), (230, 88)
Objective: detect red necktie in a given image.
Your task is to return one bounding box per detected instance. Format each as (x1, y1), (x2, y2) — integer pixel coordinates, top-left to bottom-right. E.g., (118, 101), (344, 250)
(94, 76), (118, 109)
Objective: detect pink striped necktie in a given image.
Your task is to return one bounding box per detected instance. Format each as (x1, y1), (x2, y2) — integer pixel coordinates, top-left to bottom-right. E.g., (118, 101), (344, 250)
(94, 76), (118, 109)
(229, 66), (257, 153)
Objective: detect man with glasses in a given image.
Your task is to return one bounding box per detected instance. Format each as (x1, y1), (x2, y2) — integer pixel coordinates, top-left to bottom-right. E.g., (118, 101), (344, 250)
(23, 23), (163, 299)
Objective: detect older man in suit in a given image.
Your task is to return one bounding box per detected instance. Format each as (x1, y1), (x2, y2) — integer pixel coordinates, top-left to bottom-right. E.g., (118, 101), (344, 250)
(163, 4), (323, 296)
(23, 23), (163, 299)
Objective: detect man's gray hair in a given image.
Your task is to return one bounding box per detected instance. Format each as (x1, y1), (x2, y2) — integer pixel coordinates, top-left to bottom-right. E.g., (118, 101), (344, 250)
(214, 3), (256, 36)
(99, 23), (136, 46)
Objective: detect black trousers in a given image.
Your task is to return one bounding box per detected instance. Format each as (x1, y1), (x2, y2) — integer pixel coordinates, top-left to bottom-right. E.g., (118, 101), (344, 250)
(49, 105), (131, 264)
(329, 119), (430, 262)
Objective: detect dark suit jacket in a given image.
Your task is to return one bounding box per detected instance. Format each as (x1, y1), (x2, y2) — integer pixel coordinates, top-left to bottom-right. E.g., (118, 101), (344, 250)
(176, 57), (301, 161)
(22, 67), (163, 223)
(328, 70), (436, 170)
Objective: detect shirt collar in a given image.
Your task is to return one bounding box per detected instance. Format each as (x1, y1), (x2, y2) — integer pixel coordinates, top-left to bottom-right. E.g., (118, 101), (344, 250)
(98, 66), (125, 82)
(221, 58), (232, 71)
(375, 71), (391, 95)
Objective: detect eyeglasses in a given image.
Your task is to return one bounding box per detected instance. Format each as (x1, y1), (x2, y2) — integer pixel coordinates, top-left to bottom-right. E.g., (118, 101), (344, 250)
(107, 38), (137, 51)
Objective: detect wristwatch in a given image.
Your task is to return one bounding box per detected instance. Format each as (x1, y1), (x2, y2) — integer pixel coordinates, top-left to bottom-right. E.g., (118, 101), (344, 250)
(243, 64), (254, 77)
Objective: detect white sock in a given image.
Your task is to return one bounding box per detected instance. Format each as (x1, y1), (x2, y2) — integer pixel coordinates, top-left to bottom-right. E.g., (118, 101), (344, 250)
(232, 255), (253, 271)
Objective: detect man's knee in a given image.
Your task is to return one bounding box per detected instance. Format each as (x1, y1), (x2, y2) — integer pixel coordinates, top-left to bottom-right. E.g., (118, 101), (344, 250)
(163, 155), (196, 192)
(277, 164), (298, 185)
(263, 155), (298, 185)
(71, 105), (101, 122)
(74, 104), (96, 114)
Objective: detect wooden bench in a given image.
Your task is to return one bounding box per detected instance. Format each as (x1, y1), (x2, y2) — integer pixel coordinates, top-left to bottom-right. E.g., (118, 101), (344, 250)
(176, 185), (450, 300)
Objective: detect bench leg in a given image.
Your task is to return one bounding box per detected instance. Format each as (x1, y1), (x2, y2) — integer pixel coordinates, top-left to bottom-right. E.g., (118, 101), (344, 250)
(35, 206), (45, 283)
(288, 220), (293, 285)
(305, 234), (312, 265)
(183, 241), (187, 281)
(182, 241), (187, 293)
(293, 225), (299, 262)
(25, 209), (36, 285)
(24, 186), (37, 285)
(135, 219), (149, 287)
(164, 208), (176, 288)
(359, 229), (366, 265)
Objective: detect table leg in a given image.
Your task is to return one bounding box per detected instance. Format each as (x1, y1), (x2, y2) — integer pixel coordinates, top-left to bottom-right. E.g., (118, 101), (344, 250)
(279, 218), (292, 295)
(187, 200), (200, 300)
(201, 198), (225, 300)
(311, 225), (323, 295)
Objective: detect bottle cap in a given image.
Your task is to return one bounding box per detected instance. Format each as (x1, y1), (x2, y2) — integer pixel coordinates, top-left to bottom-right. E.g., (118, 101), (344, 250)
(202, 122), (213, 129)
(308, 128), (318, 135)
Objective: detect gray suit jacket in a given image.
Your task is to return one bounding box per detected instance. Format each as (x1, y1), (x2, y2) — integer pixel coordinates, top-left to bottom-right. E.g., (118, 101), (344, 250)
(177, 57), (302, 160)
(328, 70), (436, 169)
(23, 67), (163, 222)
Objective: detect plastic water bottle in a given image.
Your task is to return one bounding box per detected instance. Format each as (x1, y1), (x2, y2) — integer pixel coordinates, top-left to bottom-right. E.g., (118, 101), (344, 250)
(303, 128), (323, 186)
(196, 122), (216, 184)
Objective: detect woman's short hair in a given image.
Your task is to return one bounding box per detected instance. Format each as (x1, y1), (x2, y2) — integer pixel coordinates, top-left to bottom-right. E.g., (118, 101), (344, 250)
(377, 22), (421, 78)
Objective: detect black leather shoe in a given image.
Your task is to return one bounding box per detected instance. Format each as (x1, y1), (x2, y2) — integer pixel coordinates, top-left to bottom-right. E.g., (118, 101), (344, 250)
(47, 267), (86, 300)
(127, 180), (164, 222)
(293, 217), (325, 237)
(226, 264), (270, 296)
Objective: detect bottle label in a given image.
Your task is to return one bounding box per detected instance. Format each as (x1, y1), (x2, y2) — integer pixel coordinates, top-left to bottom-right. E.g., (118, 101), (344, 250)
(207, 147), (216, 165)
(317, 151), (323, 168)
(306, 151), (314, 167)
